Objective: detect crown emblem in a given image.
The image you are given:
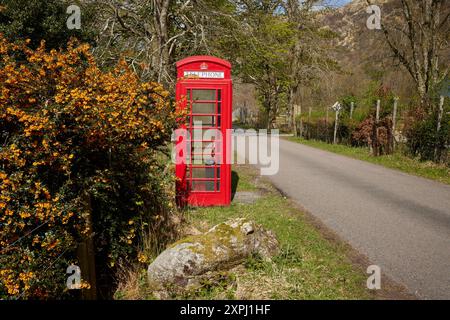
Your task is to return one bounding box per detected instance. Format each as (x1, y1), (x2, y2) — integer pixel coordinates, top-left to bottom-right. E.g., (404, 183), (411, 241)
(200, 62), (208, 70)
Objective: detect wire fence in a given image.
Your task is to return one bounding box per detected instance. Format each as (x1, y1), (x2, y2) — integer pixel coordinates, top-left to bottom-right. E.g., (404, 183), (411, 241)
(291, 96), (449, 163)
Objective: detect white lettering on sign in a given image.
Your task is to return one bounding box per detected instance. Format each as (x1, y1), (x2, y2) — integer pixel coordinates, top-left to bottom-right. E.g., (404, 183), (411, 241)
(184, 71), (224, 79)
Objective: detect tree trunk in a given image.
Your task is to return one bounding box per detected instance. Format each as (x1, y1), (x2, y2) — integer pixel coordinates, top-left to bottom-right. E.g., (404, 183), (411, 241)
(380, 0), (447, 107)
(153, 0), (171, 85)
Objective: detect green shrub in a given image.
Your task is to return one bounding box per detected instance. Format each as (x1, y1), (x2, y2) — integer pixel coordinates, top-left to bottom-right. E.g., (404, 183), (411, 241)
(405, 106), (450, 163)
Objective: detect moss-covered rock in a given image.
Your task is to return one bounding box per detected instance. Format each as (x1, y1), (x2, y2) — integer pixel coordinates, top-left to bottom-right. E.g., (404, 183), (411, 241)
(147, 218), (279, 291)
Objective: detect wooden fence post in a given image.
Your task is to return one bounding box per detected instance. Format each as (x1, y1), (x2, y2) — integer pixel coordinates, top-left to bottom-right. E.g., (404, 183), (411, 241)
(299, 104), (303, 138)
(376, 100), (380, 123)
(434, 96), (445, 162)
(77, 192), (97, 300)
(308, 107), (312, 139)
(392, 97), (398, 150)
(326, 107), (329, 142)
(333, 108), (339, 145)
(372, 100), (381, 156)
(292, 104), (298, 137)
(350, 102), (354, 120)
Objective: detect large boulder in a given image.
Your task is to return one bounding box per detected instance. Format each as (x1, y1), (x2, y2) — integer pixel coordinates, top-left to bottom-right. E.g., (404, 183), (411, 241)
(147, 218), (279, 290)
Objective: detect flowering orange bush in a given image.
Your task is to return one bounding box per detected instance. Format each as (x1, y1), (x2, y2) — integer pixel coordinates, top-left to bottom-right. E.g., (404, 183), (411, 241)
(0, 35), (179, 299)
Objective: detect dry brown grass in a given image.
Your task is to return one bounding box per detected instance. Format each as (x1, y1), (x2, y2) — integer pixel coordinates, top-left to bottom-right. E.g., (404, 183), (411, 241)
(233, 265), (291, 300)
(114, 266), (149, 300)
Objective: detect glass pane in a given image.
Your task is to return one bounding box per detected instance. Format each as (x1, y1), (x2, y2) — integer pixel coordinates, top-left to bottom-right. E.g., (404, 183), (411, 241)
(189, 128), (203, 139)
(192, 89), (215, 101)
(192, 116), (215, 126)
(191, 141), (209, 148)
(191, 154), (203, 164)
(217, 168), (220, 179)
(191, 141), (216, 154)
(192, 103), (215, 114)
(218, 102), (221, 114)
(189, 128), (221, 141)
(192, 167), (215, 179)
(217, 90), (221, 101)
(187, 154), (215, 164)
(185, 152), (193, 164)
(190, 155), (215, 165)
(192, 181), (215, 191)
(216, 181), (220, 191)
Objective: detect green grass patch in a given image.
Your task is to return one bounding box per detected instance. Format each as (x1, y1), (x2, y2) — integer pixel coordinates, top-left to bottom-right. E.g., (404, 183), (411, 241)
(115, 165), (411, 300)
(184, 165), (374, 300)
(287, 137), (450, 185)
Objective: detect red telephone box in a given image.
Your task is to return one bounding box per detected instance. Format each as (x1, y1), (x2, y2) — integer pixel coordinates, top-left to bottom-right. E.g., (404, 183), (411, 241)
(175, 56), (232, 207)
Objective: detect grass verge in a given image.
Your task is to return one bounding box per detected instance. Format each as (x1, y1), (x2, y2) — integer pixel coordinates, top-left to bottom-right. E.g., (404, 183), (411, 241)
(182, 165), (374, 300)
(287, 137), (450, 185)
(115, 165), (413, 300)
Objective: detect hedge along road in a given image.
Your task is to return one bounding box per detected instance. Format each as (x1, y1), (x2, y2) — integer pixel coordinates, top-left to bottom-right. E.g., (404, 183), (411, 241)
(237, 136), (450, 299)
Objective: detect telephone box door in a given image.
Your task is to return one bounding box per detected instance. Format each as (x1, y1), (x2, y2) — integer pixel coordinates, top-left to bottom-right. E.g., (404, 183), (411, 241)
(176, 81), (231, 206)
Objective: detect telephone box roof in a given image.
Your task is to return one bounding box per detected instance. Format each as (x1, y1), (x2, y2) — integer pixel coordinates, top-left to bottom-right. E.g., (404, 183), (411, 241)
(176, 56), (231, 69)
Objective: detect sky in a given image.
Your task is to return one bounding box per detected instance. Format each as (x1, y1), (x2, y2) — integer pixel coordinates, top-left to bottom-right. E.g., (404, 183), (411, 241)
(328, 0), (353, 7)
(314, 0), (353, 9)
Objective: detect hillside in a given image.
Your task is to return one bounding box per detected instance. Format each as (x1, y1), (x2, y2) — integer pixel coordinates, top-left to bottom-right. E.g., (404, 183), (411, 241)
(310, 0), (416, 108)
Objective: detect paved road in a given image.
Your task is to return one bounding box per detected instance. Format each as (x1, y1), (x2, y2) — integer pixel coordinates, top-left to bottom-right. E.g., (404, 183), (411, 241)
(252, 138), (450, 299)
